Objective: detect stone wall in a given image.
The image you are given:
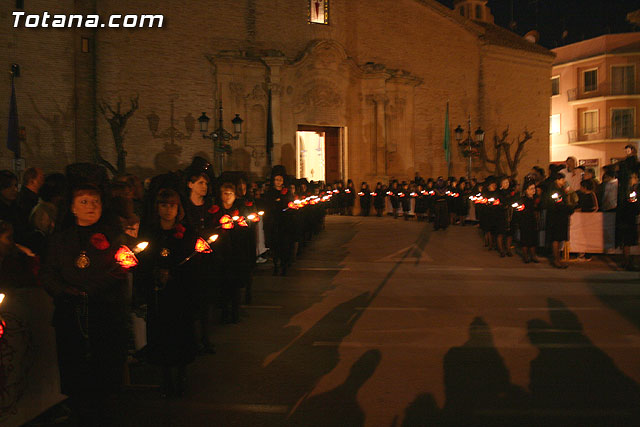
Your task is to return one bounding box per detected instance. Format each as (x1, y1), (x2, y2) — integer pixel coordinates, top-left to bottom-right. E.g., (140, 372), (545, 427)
(1, 0), (552, 185)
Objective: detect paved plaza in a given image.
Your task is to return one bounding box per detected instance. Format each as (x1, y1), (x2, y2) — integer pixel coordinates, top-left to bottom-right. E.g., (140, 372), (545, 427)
(83, 217), (640, 425)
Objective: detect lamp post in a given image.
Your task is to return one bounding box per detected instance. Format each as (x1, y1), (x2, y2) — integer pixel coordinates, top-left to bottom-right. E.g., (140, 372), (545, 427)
(198, 100), (243, 174)
(454, 114), (485, 181)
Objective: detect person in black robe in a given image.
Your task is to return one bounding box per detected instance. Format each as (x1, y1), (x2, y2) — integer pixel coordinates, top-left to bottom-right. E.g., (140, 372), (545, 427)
(373, 182), (385, 217)
(263, 171), (294, 275)
(388, 181), (400, 219)
(209, 182), (254, 322)
(41, 184), (129, 425)
(433, 177), (449, 230)
(516, 180), (541, 263)
(496, 177), (516, 257)
(400, 182), (411, 220)
(136, 189), (197, 397)
(545, 173), (574, 268)
(358, 182), (371, 216)
(183, 169), (217, 354)
(616, 172), (639, 270)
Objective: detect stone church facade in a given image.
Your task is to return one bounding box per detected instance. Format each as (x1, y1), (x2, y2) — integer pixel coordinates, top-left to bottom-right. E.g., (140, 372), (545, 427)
(1, 0), (553, 183)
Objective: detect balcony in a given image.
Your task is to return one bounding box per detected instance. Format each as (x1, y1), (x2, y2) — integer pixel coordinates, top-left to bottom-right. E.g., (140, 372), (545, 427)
(567, 83), (640, 101)
(567, 125), (636, 143)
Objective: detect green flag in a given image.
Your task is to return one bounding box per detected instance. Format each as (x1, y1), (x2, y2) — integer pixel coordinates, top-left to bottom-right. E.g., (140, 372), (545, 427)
(443, 102), (450, 165)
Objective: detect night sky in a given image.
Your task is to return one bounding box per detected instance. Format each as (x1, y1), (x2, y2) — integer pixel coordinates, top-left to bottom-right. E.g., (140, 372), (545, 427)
(436, 0), (640, 49)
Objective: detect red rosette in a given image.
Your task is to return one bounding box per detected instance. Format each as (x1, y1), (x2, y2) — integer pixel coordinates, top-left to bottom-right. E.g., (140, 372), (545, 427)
(90, 233), (110, 250)
(281, 188), (288, 195)
(208, 205), (220, 214)
(174, 223), (186, 239)
(245, 201), (254, 207)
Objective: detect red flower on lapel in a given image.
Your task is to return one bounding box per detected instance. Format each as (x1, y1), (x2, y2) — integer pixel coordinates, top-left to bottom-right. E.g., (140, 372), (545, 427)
(90, 233), (110, 250)
(281, 188), (288, 195)
(245, 201), (254, 207)
(208, 205), (220, 214)
(174, 223), (186, 239)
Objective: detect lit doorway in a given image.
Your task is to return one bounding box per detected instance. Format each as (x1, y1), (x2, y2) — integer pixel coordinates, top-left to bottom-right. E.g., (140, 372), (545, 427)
(296, 126), (342, 183)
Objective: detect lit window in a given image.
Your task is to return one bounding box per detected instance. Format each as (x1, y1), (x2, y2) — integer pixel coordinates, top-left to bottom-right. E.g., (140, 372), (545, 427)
(583, 110), (598, 134)
(584, 69), (597, 92)
(550, 114), (560, 135)
(309, 0), (329, 25)
(551, 77), (560, 96)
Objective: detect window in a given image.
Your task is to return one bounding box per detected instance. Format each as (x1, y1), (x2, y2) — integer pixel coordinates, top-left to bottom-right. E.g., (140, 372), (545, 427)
(551, 76), (560, 96)
(584, 69), (597, 92)
(611, 108), (634, 138)
(611, 65), (634, 95)
(550, 114), (560, 134)
(81, 37), (90, 53)
(309, 0), (329, 25)
(475, 5), (482, 19)
(583, 110), (598, 134)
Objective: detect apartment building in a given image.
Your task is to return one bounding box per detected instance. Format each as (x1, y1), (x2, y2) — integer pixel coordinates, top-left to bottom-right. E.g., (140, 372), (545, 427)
(551, 33), (640, 176)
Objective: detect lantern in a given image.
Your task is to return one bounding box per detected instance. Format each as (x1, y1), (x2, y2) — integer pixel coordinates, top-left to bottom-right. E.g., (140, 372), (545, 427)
(195, 237), (212, 253)
(220, 215), (234, 229)
(115, 245), (139, 269)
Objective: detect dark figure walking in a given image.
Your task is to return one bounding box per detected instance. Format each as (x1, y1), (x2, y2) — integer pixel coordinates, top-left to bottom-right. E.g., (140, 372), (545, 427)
(136, 189), (197, 397)
(373, 183), (385, 217)
(358, 182), (371, 216)
(41, 184), (129, 425)
(433, 177), (449, 230)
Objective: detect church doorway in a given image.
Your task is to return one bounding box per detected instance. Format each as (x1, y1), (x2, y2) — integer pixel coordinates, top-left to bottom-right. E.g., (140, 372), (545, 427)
(296, 125), (344, 184)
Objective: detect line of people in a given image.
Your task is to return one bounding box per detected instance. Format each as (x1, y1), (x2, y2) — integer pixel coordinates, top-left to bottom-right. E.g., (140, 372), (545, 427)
(0, 159), (331, 424)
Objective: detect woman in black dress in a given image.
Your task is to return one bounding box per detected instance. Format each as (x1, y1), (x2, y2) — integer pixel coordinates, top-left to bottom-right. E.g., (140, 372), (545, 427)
(545, 173), (574, 268)
(209, 182), (254, 321)
(358, 182), (371, 217)
(388, 181), (400, 219)
(41, 184), (129, 423)
(616, 172), (639, 270)
(137, 189), (197, 397)
(373, 182), (385, 217)
(517, 180), (541, 263)
(263, 172), (294, 275)
(496, 177), (516, 257)
(345, 179), (356, 216)
(183, 169), (216, 354)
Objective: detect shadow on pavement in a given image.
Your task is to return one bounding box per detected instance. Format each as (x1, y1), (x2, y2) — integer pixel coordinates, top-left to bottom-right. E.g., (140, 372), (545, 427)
(401, 300), (640, 426)
(585, 273), (640, 332)
(286, 349), (382, 427)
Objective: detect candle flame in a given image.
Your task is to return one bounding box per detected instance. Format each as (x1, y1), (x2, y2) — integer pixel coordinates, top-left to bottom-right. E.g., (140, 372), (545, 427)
(232, 215), (240, 221)
(258, 211), (265, 216)
(208, 234), (219, 243)
(0, 294), (4, 305)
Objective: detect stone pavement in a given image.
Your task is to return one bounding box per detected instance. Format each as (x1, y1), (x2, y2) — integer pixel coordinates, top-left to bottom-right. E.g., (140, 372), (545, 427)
(31, 216), (640, 426)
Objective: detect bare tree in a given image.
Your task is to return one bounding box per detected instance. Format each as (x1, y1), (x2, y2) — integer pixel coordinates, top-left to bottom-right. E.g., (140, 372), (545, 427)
(96, 95), (139, 174)
(479, 127), (533, 179)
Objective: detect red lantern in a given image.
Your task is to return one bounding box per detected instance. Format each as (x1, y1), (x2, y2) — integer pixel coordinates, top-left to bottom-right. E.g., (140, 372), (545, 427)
(195, 237), (212, 253)
(288, 201), (297, 210)
(236, 216), (249, 227)
(0, 319), (5, 340)
(220, 214), (234, 229)
(115, 245), (139, 269)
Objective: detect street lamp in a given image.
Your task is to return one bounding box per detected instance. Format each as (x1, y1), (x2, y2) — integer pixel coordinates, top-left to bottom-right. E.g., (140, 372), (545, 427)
(198, 100), (243, 174)
(454, 114), (484, 181)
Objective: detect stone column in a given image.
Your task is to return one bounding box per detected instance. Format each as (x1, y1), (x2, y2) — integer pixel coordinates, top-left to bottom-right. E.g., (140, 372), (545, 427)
(367, 94), (388, 175)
